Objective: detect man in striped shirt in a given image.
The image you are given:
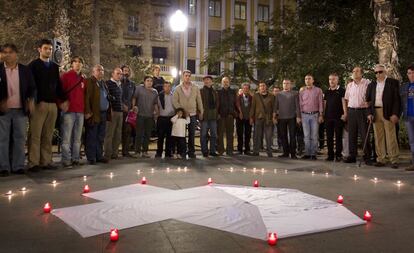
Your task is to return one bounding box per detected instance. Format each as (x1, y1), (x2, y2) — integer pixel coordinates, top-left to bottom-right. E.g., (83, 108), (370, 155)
(103, 68), (123, 161)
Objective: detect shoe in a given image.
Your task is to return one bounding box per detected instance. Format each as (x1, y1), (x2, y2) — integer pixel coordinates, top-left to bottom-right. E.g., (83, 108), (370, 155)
(267, 152), (273, 158)
(302, 155), (311, 160)
(226, 152), (234, 156)
(11, 169), (25, 175)
(374, 162), (385, 167)
(43, 164), (59, 170)
(88, 160), (96, 165)
(244, 151), (252, 156)
(251, 152), (259, 156)
(111, 155), (119, 160)
(278, 154), (289, 158)
(335, 156), (343, 162)
(123, 153), (133, 158)
(391, 163), (399, 169)
(97, 158), (109, 163)
(405, 165), (414, 171)
(310, 156), (317, 160)
(365, 160), (373, 166)
(202, 153), (209, 158)
(155, 154), (162, 158)
(291, 154), (298, 159)
(141, 152), (150, 158)
(209, 152), (218, 157)
(62, 162), (73, 169)
(72, 161), (84, 166)
(343, 157), (356, 163)
(165, 154), (173, 158)
(0, 170), (10, 177)
(28, 165), (41, 172)
(325, 157), (334, 161)
(188, 153), (196, 159)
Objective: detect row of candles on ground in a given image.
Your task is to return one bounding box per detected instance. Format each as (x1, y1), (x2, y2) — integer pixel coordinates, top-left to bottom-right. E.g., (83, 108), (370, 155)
(39, 177), (372, 246)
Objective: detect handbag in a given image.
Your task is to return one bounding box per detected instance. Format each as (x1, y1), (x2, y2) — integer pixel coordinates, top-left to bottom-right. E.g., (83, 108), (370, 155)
(126, 111), (137, 128)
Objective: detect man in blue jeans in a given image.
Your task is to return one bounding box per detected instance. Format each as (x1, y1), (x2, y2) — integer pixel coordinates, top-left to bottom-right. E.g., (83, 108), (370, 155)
(199, 75), (218, 157)
(0, 43), (36, 176)
(299, 75), (324, 160)
(400, 64), (414, 171)
(60, 56), (86, 168)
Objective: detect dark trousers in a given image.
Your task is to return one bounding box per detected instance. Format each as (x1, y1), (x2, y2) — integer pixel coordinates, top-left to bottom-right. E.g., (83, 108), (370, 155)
(85, 111), (106, 162)
(122, 112), (132, 155)
(278, 118), (297, 156)
(135, 116), (154, 153)
(172, 136), (186, 157)
(236, 118), (251, 153)
(218, 115), (234, 154)
(253, 119), (273, 154)
(187, 116), (197, 155)
(156, 116), (173, 156)
(326, 118), (343, 158)
(296, 124), (304, 154)
(348, 108), (371, 160)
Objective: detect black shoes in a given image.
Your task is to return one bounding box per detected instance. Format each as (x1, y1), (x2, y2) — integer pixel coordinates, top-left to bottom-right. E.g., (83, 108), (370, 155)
(391, 163), (399, 169)
(374, 162), (385, 167)
(278, 154), (289, 158)
(88, 160), (96, 165)
(11, 169), (25, 175)
(209, 152), (218, 157)
(310, 156), (317, 160)
(97, 158), (109, 163)
(202, 153), (209, 158)
(43, 164), (58, 170)
(302, 155), (311, 160)
(325, 157), (334, 161)
(0, 170), (10, 177)
(28, 165), (41, 172)
(344, 157), (356, 163)
(188, 153), (196, 159)
(291, 154), (298, 159)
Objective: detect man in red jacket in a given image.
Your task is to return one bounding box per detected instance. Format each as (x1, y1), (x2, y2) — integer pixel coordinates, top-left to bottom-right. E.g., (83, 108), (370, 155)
(60, 56), (86, 168)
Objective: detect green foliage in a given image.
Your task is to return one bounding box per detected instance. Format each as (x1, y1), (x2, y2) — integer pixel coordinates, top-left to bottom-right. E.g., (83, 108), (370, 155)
(203, 0), (378, 89)
(395, 0), (414, 83)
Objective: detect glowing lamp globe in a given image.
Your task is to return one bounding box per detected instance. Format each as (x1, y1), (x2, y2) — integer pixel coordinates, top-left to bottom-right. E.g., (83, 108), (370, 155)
(169, 10), (188, 32)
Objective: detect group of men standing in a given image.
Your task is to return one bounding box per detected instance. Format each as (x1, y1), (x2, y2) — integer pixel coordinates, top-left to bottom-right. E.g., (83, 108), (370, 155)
(1, 39), (414, 177)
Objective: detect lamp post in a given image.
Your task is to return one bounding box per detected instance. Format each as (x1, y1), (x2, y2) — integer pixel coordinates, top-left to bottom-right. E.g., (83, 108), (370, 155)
(169, 10), (188, 83)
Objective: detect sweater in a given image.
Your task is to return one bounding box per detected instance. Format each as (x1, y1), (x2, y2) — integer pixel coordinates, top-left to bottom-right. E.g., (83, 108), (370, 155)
(172, 83), (204, 116)
(28, 58), (64, 103)
(60, 70), (86, 113)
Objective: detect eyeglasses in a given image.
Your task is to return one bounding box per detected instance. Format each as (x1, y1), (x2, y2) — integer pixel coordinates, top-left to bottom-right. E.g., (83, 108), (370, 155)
(375, 71), (384, 74)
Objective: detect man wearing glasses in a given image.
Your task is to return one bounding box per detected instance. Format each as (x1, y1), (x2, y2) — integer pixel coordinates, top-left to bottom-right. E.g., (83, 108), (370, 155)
(366, 64), (400, 168)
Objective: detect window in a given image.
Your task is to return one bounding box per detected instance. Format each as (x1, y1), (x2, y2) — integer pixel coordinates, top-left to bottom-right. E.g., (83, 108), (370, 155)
(188, 0), (196, 15)
(233, 62), (244, 76)
(208, 62), (221, 75)
(187, 59), (196, 74)
(208, 30), (221, 46)
(257, 35), (269, 53)
(152, 47), (167, 64)
(258, 5), (269, 22)
(209, 0), (221, 17)
(188, 28), (196, 47)
(235, 2), (246, 20)
(126, 45), (142, 57)
(128, 16), (139, 33)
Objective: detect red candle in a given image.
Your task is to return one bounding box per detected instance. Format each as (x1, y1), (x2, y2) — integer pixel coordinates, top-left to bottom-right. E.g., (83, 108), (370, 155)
(207, 177), (213, 185)
(253, 180), (259, 187)
(110, 229), (119, 242)
(364, 211), (372, 222)
(43, 202), (52, 213)
(83, 185), (90, 193)
(337, 195), (344, 204)
(141, 176), (147, 185)
(267, 232), (277, 246)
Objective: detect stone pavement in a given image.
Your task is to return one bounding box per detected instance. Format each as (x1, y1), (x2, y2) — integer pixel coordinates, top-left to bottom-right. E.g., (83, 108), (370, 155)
(1, 152), (414, 253)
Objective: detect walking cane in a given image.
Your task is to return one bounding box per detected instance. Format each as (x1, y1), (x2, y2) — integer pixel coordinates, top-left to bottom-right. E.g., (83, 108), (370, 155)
(358, 120), (373, 167)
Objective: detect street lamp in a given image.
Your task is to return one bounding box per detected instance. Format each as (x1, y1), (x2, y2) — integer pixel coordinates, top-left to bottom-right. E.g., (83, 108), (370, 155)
(169, 10), (188, 83)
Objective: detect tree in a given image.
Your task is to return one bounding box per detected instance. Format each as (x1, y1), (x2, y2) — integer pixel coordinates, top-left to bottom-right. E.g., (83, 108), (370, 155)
(372, 0), (401, 80)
